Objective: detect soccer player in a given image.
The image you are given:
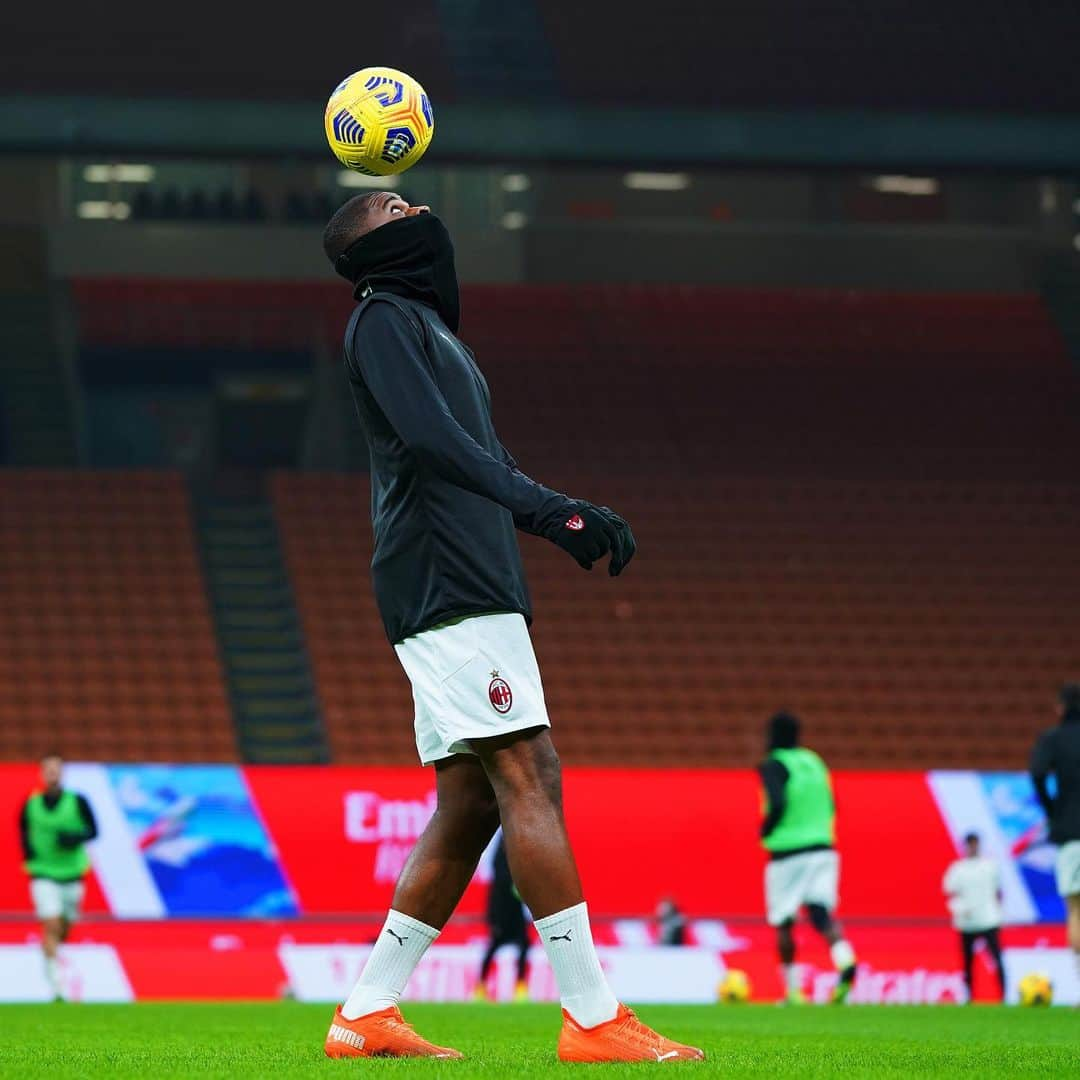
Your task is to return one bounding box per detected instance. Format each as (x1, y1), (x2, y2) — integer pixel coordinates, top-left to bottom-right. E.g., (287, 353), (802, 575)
(1030, 681), (1080, 992)
(655, 897), (687, 946)
(942, 832), (1006, 1002)
(18, 754), (98, 1000)
(319, 192), (703, 1062)
(474, 830), (530, 1002)
(758, 712), (857, 1004)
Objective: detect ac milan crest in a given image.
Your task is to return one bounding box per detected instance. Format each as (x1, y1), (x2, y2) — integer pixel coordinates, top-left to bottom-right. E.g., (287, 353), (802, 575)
(488, 670), (513, 714)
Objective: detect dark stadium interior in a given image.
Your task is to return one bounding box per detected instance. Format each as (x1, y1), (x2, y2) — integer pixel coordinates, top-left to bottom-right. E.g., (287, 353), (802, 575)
(4, 4), (1080, 112)
(2, 0), (1080, 1026)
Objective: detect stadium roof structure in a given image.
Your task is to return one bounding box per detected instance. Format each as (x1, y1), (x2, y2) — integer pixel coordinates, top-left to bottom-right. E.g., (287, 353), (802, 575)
(2, 97), (1079, 171)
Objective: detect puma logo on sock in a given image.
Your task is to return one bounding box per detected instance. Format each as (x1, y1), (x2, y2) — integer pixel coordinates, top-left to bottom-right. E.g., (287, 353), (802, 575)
(387, 928), (409, 946)
(549, 930), (573, 943)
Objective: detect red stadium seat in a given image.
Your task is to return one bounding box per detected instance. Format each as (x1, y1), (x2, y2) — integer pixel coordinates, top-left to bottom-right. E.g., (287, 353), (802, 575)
(0, 471), (236, 762)
(266, 287), (1079, 768)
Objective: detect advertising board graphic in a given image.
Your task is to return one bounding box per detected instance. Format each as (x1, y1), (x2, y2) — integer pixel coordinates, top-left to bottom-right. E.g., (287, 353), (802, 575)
(2, 764), (297, 919)
(105, 764), (299, 917)
(0, 764), (1068, 926)
(0, 943), (133, 1003)
(0, 921), (1074, 1004)
(928, 771), (1064, 923)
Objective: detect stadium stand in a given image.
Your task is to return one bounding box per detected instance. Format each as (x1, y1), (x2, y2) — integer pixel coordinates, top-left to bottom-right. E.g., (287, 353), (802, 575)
(271, 472), (412, 763)
(538, 1), (1080, 112)
(56, 280), (1080, 765)
(264, 285), (1079, 769)
(0, 8), (453, 102)
(5, 5), (1078, 112)
(0, 471), (235, 761)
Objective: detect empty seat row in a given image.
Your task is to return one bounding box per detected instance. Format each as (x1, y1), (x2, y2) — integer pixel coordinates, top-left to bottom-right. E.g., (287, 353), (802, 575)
(0, 472), (237, 762)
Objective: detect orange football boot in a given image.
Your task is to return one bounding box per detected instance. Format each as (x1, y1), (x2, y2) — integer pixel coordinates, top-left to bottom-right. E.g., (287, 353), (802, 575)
(558, 1004), (705, 1063)
(324, 1005), (463, 1059)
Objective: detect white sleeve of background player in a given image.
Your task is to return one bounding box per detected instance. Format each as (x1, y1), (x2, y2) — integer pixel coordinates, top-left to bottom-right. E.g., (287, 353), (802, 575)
(943, 861), (960, 897)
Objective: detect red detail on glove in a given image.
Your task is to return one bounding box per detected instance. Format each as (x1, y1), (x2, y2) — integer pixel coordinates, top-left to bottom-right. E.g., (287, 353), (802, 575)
(565, 514), (585, 531)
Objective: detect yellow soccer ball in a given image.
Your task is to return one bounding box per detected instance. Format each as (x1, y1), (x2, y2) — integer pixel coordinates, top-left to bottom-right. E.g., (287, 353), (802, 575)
(1017, 972), (1053, 1006)
(718, 968), (751, 1004)
(324, 67), (434, 176)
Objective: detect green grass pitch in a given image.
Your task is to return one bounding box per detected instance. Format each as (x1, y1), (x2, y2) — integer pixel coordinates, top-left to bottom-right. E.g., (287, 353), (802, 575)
(1, 1002), (1077, 1078)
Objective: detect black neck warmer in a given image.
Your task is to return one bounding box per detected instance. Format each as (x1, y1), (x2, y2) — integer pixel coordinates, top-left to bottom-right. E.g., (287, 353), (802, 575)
(335, 213), (461, 333)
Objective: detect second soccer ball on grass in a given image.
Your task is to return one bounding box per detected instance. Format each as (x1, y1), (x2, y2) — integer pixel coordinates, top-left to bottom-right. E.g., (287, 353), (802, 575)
(718, 969), (752, 1004)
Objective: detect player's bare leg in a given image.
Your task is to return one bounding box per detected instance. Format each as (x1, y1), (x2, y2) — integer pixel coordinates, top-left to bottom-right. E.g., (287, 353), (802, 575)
(808, 904), (857, 1004)
(983, 928), (1007, 1001)
(776, 920), (804, 1003)
(469, 728), (582, 917)
(326, 755), (497, 1059)
(41, 916), (63, 1000)
(388, 755), (499, 928)
(1068, 895), (1080, 1004)
(471, 726), (704, 1062)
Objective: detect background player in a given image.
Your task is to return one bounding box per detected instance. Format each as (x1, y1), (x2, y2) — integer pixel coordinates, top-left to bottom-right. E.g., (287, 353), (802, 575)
(758, 712), (857, 1004)
(942, 832), (1006, 1002)
(319, 192), (702, 1062)
(18, 754), (98, 1000)
(655, 897), (688, 946)
(474, 830), (530, 1002)
(1030, 681), (1080, 992)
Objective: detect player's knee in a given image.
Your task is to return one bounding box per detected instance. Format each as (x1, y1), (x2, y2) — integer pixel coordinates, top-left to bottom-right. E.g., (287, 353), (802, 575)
(447, 783), (499, 835)
(526, 732), (562, 798)
(477, 727), (563, 803)
(806, 904), (834, 935)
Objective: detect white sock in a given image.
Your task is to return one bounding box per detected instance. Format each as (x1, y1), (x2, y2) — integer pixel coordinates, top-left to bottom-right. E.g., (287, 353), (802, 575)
(45, 955), (61, 997)
(534, 902), (619, 1028)
(831, 939), (856, 972)
(783, 964), (801, 994)
(340, 910), (438, 1020)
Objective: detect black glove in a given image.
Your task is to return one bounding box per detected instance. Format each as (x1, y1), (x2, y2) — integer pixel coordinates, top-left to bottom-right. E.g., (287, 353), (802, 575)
(549, 502), (637, 576)
(56, 831), (87, 850)
(596, 505), (636, 576)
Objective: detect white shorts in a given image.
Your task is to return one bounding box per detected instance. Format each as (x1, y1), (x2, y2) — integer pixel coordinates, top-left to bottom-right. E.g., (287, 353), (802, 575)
(765, 849), (840, 926)
(1056, 840), (1080, 898)
(30, 878), (85, 922)
(394, 612), (551, 766)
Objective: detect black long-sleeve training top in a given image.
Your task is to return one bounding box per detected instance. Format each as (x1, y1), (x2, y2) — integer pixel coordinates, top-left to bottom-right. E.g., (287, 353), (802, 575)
(345, 292), (576, 644)
(1030, 716), (1080, 845)
(758, 758), (789, 840)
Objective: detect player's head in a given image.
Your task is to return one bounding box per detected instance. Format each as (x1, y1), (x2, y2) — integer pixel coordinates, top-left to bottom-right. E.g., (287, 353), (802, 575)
(767, 711), (800, 750)
(1060, 681), (1080, 722)
(322, 191), (431, 270)
(963, 831), (980, 857)
(324, 191), (461, 332)
(40, 753), (63, 791)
